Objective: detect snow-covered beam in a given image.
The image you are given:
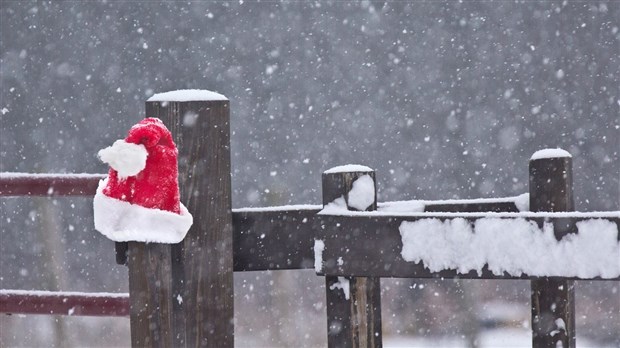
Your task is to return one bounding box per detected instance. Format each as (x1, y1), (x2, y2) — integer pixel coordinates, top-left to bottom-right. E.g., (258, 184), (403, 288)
(315, 213), (620, 280)
(230, 197), (526, 272)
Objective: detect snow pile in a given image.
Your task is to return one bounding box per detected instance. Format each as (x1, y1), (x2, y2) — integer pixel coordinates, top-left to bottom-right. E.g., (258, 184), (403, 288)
(320, 197), (348, 214)
(550, 318), (566, 338)
(323, 164), (373, 174)
(329, 277), (351, 300)
(319, 174), (375, 213)
(513, 193), (529, 212)
(378, 200), (426, 213)
(94, 179), (193, 243)
(347, 175), (375, 211)
(378, 193), (530, 214)
(530, 148), (571, 160)
(147, 89), (227, 102)
(400, 218), (620, 278)
(98, 140), (148, 179)
(314, 239), (325, 272)
(232, 204), (321, 213)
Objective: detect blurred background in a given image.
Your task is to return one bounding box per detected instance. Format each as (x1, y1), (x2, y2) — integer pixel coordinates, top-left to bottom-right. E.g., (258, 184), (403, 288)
(1, 1), (618, 347)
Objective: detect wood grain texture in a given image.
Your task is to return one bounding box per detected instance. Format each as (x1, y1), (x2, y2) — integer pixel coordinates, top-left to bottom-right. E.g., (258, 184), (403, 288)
(325, 276), (382, 348)
(115, 242), (128, 265)
(145, 99), (234, 348)
(232, 208), (619, 278)
(322, 169), (382, 348)
(232, 208), (319, 271)
(230, 201), (520, 272)
(529, 156), (576, 348)
(127, 242), (174, 347)
(424, 201), (519, 213)
(316, 214), (618, 280)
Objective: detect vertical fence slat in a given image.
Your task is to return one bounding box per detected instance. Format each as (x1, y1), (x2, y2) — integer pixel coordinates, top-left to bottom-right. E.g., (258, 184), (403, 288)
(322, 169), (382, 348)
(126, 95), (233, 348)
(529, 153), (575, 348)
(115, 242), (128, 265)
(146, 98), (234, 348)
(127, 242), (174, 347)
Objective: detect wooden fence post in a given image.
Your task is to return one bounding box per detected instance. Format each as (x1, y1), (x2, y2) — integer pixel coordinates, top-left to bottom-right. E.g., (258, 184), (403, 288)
(127, 241), (175, 347)
(321, 168), (382, 348)
(126, 93), (233, 347)
(529, 150), (575, 348)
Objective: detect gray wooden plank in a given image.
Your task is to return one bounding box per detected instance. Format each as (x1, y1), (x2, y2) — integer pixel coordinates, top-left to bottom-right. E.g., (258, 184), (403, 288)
(530, 155), (575, 348)
(145, 99), (234, 348)
(316, 214), (620, 280)
(232, 208), (319, 271)
(322, 169), (382, 348)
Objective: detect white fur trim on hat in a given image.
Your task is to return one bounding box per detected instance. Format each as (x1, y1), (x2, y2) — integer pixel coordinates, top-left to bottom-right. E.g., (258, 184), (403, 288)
(93, 179), (193, 243)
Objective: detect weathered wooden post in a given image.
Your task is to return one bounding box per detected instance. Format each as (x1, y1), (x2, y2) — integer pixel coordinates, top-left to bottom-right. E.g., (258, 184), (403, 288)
(321, 166), (382, 348)
(126, 90), (234, 347)
(529, 149), (575, 348)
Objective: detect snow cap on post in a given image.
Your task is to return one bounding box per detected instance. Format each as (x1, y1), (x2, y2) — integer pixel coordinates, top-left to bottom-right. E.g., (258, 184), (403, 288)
(93, 118), (193, 243)
(323, 164), (373, 174)
(529, 147), (573, 213)
(322, 164), (377, 212)
(530, 148), (572, 161)
(147, 89), (228, 102)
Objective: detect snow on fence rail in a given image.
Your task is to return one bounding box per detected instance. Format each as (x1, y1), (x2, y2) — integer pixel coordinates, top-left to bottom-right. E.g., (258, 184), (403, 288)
(316, 213), (620, 279)
(234, 155), (619, 348)
(2, 94), (619, 348)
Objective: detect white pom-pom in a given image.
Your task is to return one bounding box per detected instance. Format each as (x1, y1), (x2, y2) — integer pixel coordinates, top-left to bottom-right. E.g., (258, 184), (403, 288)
(98, 140), (148, 178)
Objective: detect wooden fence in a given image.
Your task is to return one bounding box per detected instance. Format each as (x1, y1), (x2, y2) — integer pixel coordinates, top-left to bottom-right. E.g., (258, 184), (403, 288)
(1, 95), (619, 348)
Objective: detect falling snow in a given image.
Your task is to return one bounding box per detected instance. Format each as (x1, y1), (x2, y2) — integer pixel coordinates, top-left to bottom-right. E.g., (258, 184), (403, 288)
(1, 1), (619, 347)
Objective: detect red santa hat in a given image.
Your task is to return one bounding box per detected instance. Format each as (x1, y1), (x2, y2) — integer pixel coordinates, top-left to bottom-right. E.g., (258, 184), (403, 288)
(93, 118), (192, 243)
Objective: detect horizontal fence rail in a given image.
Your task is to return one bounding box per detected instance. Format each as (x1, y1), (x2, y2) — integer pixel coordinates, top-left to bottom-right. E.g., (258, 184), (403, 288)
(231, 207), (620, 279)
(0, 173), (105, 196)
(228, 200), (528, 272)
(0, 173), (126, 318)
(0, 290), (129, 317)
(3, 168), (619, 348)
(315, 212), (620, 280)
(3, 173), (617, 281)
(232, 206), (320, 271)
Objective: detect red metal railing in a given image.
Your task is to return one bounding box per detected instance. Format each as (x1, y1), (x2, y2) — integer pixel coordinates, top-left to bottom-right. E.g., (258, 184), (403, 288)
(0, 172), (129, 317)
(0, 290), (129, 317)
(0, 173), (105, 196)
